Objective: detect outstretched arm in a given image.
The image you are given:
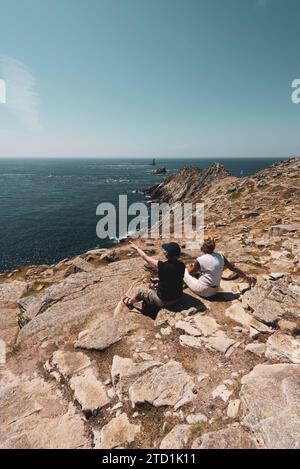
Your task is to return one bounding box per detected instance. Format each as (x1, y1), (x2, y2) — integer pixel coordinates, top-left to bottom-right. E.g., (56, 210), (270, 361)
(129, 242), (158, 270)
(223, 256), (256, 286)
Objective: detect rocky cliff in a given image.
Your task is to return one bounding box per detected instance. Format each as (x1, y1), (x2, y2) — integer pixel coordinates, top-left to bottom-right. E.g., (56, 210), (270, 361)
(0, 157), (300, 449)
(144, 162), (232, 203)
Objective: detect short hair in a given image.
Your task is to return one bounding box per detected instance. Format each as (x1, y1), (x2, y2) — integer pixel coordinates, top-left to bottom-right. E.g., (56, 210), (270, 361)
(202, 236), (215, 254)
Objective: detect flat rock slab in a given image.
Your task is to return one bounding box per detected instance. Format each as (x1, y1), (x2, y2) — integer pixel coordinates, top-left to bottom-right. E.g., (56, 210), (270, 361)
(17, 259), (146, 348)
(191, 315), (220, 337)
(175, 320), (201, 336)
(0, 373), (89, 449)
(245, 343), (266, 357)
(160, 424), (191, 449)
(93, 413), (140, 449)
(265, 332), (300, 364)
(70, 368), (110, 414)
(75, 314), (141, 351)
(225, 302), (272, 333)
(111, 355), (161, 393)
(192, 427), (259, 449)
(240, 364), (300, 448)
(179, 335), (204, 349)
(206, 334), (237, 354)
(50, 350), (91, 379)
(0, 281), (28, 307)
(18, 271), (102, 324)
(128, 360), (195, 410)
(242, 274), (300, 324)
(252, 299), (285, 326)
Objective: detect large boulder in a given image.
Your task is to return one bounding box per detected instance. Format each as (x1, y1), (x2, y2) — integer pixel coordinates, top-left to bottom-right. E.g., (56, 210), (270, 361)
(17, 259), (145, 347)
(17, 271), (102, 325)
(240, 364), (300, 448)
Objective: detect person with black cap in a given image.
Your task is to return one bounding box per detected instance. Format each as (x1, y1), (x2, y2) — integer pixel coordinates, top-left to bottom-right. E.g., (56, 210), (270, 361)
(123, 241), (185, 311)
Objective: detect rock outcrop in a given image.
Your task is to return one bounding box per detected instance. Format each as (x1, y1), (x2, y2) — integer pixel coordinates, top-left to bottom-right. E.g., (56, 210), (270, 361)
(0, 157), (300, 449)
(144, 163), (232, 203)
(240, 364), (300, 448)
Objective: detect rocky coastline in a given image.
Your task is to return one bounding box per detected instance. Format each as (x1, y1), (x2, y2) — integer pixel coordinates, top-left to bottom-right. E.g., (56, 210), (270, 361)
(0, 157), (300, 449)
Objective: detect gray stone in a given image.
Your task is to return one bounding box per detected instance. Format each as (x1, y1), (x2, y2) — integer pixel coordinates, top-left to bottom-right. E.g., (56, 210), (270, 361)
(206, 334), (237, 354)
(128, 360), (195, 410)
(0, 281), (28, 307)
(225, 302), (272, 333)
(100, 250), (119, 263)
(227, 399), (241, 419)
(0, 308), (18, 351)
(49, 350), (91, 379)
(265, 332), (300, 364)
(192, 426), (259, 449)
(175, 320), (201, 336)
(69, 368), (110, 413)
(192, 315), (220, 337)
(111, 355), (161, 393)
(0, 373), (89, 449)
(245, 343), (266, 357)
(269, 224), (300, 235)
(186, 412), (208, 424)
(179, 335), (203, 349)
(160, 424), (191, 449)
(68, 257), (96, 273)
(75, 314), (140, 351)
(252, 299), (285, 326)
(212, 384), (233, 403)
(93, 413), (140, 449)
(18, 271), (102, 324)
(241, 364), (300, 448)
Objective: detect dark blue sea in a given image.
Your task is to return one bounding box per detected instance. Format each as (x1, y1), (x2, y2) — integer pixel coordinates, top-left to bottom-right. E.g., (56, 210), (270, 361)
(0, 157), (283, 272)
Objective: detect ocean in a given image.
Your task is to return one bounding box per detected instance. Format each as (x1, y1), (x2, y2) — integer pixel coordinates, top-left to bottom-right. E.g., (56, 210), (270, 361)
(0, 157), (283, 272)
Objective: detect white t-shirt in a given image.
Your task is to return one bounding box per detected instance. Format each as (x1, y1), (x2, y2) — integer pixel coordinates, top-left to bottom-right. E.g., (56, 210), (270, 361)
(196, 252), (224, 288)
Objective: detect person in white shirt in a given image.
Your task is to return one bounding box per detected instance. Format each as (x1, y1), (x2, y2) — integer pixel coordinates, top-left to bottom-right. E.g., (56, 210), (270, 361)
(184, 236), (256, 298)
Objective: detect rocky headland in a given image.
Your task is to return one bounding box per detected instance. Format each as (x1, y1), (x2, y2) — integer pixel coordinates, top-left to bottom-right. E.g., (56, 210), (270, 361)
(0, 157), (300, 449)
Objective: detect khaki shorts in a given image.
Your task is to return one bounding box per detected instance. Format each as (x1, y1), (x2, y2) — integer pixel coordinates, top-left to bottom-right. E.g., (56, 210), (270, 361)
(132, 285), (181, 308)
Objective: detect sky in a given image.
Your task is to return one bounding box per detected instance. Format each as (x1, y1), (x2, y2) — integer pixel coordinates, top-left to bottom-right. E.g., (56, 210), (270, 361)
(0, 0), (299, 158)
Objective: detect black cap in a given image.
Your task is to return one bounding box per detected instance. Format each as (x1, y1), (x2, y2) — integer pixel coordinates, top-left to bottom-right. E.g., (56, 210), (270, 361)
(162, 242), (181, 258)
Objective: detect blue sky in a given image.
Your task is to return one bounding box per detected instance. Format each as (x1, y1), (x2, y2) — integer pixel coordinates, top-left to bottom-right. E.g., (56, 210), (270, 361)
(0, 0), (299, 158)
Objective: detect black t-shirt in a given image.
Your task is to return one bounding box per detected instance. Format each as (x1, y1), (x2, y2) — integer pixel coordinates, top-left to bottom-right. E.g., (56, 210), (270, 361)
(157, 259), (185, 301)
